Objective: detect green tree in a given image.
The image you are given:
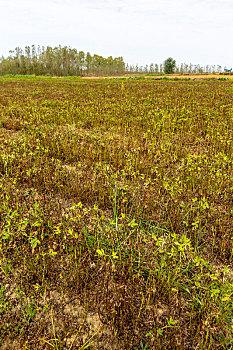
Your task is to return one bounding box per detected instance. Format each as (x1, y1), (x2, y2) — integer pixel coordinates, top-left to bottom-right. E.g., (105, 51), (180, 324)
(85, 52), (92, 75)
(0, 45), (127, 76)
(163, 57), (176, 74)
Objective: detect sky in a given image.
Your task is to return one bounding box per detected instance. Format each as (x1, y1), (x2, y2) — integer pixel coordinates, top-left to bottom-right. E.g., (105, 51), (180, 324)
(0, 0), (233, 68)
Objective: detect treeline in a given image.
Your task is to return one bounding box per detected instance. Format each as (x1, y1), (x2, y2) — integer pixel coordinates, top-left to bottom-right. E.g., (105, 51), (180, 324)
(0, 45), (125, 76)
(0, 45), (225, 76)
(126, 63), (224, 75)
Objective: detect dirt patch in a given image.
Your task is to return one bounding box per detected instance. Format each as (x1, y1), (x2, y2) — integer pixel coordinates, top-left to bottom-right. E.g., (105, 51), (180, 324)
(0, 275), (118, 350)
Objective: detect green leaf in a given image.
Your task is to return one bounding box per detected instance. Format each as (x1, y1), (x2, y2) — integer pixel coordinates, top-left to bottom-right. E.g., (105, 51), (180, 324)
(96, 249), (105, 256)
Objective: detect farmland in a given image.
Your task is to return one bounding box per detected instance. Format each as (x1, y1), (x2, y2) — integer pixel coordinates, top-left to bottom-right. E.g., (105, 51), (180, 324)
(0, 76), (233, 349)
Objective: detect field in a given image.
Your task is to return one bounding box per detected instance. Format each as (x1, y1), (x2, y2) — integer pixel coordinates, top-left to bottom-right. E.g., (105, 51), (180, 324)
(82, 74), (233, 80)
(0, 76), (233, 349)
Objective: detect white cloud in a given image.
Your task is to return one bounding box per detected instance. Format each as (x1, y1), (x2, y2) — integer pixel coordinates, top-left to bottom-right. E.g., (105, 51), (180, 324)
(0, 0), (233, 66)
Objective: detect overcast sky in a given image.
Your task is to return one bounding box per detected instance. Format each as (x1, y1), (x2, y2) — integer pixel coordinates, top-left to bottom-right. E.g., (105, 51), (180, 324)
(1, 0), (233, 67)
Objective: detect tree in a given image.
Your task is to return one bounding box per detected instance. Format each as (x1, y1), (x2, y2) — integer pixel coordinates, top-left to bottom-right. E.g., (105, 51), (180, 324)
(85, 52), (92, 75)
(163, 57), (176, 74)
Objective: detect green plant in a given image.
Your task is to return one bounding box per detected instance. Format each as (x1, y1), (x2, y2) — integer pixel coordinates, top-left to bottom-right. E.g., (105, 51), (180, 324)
(163, 57), (176, 74)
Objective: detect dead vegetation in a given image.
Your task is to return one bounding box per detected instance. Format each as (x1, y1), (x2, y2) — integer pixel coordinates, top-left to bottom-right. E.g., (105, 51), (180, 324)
(0, 77), (233, 349)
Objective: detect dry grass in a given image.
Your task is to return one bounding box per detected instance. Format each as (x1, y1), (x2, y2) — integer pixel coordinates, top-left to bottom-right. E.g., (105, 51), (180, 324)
(81, 73), (233, 80)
